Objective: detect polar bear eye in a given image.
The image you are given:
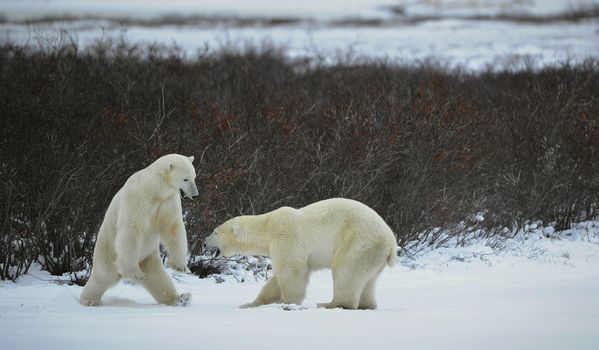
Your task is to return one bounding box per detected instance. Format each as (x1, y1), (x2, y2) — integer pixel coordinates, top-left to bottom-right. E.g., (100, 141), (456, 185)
(183, 178), (188, 182)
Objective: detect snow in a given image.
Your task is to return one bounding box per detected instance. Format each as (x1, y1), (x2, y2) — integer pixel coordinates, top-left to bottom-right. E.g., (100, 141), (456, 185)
(2, 0), (597, 20)
(2, 221), (599, 350)
(1, 2), (599, 345)
(0, 0), (398, 21)
(399, 0), (599, 17)
(1, 0), (598, 70)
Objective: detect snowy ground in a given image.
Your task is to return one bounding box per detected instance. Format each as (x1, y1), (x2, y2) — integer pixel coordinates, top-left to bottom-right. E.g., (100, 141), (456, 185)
(1, 0), (598, 70)
(2, 221), (599, 350)
(1, 2), (599, 348)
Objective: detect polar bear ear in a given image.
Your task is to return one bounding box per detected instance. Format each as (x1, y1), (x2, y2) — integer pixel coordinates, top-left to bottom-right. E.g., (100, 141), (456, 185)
(231, 224), (249, 243)
(188, 156), (195, 163)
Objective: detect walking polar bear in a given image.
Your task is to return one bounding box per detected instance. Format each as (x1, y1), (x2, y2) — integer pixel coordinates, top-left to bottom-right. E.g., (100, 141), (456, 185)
(80, 154), (198, 307)
(205, 198), (397, 309)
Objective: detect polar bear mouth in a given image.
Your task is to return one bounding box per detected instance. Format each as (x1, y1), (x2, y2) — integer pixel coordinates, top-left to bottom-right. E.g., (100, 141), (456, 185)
(180, 189), (198, 200)
(180, 189), (189, 199)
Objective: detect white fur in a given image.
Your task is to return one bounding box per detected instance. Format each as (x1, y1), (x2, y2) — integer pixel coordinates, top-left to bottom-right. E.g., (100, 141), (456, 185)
(205, 198), (397, 310)
(80, 154), (198, 306)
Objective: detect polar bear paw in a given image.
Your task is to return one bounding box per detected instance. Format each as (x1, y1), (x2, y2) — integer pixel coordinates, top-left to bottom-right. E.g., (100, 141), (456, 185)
(169, 265), (191, 273)
(317, 302), (342, 309)
(119, 267), (145, 282)
(174, 292), (192, 307)
(80, 298), (101, 307)
(239, 300), (263, 309)
(317, 301), (356, 309)
(168, 261), (191, 274)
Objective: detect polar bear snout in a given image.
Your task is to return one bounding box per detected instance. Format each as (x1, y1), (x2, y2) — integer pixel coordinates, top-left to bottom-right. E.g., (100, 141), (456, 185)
(180, 181), (199, 200)
(204, 233), (221, 257)
(205, 247), (221, 257)
(180, 188), (198, 200)
(188, 183), (199, 199)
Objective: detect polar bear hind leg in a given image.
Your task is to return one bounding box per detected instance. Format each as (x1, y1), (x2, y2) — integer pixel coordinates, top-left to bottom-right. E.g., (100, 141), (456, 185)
(80, 268), (120, 306)
(140, 251), (189, 306)
(358, 271), (382, 310)
(319, 237), (388, 310)
(318, 265), (366, 309)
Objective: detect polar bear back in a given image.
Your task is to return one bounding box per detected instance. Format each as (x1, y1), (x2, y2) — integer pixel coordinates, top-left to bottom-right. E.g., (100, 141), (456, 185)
(277, 198), (396, 269)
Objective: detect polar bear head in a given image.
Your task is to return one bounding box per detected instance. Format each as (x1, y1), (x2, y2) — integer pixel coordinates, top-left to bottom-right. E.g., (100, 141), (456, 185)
(205, 214), (272, 257)
(155, 153), (199, 200)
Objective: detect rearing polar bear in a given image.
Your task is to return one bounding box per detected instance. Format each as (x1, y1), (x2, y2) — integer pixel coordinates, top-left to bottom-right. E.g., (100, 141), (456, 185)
(205, 198), (397, 309)
(80, 154), (198, 307)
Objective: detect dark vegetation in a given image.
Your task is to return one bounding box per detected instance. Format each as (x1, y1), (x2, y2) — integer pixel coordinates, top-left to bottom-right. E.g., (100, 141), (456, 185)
(1, 39), (598, 281)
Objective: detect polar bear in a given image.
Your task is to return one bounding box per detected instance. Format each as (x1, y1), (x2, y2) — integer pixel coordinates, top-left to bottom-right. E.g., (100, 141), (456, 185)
(80, 154), (198, 307)
(205, 198), (397, 309)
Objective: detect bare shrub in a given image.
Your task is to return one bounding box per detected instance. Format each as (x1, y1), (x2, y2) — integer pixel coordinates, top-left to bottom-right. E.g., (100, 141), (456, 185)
(1, 39), (598, 280)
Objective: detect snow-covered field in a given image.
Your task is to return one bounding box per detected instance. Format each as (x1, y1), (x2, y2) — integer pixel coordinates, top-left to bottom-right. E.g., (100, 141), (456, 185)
(2, 221), (599, 350)
(1, 0), (598, 70)
(2, 2), (599, 349)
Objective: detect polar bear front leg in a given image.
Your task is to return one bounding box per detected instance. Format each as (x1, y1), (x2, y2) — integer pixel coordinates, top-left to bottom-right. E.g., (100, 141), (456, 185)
(114, 228), (145, 281)
(240, 276), (281, 308)
(160, 221), (190, 273)
(276, 265), (310, 306)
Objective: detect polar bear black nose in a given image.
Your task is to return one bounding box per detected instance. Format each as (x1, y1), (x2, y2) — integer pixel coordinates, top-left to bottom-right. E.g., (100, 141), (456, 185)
(204, 246), (220, 257)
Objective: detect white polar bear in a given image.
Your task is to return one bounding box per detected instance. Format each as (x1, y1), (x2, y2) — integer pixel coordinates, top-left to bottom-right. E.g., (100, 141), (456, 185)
(205, 198), (397, 310)
(80, 154), (198, 307)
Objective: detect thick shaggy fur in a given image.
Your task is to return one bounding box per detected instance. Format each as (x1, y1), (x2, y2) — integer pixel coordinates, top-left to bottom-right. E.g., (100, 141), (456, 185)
(80, 154), (198, 306)
(205, 198), (397, 309)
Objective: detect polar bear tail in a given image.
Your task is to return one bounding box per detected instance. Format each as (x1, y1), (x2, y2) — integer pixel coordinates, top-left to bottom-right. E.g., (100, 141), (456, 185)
(386, 246), (396, 268)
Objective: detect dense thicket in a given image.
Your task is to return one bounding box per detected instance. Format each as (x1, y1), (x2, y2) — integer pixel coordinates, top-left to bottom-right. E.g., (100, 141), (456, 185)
(1, 40), (598, 280)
